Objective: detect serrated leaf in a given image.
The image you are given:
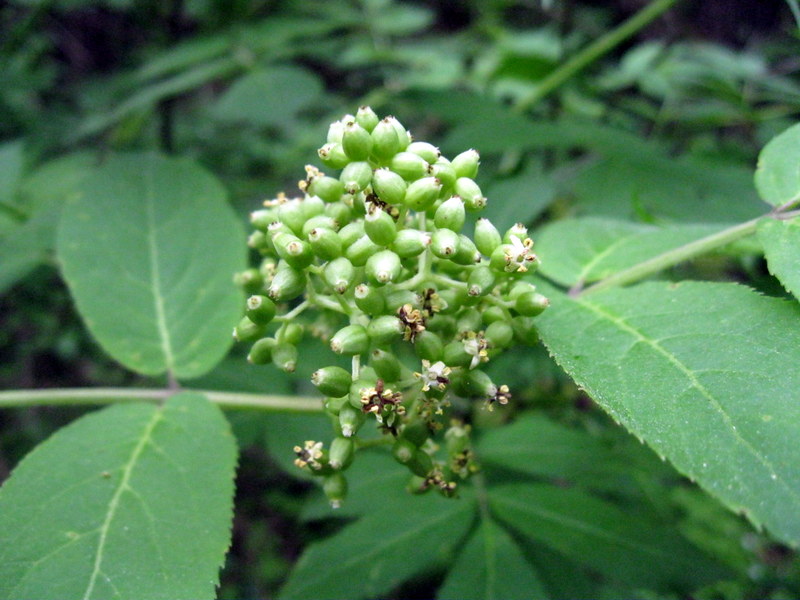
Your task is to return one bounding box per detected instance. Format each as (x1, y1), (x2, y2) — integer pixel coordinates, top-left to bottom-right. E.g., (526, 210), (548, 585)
(755, 122), (800, 207)
(536, 281), (800, 546)
(535, 218), (725, 287)
(0, 392), (237, 600)
(279, 493), (475, 600)
(437, 519), (547, 600)
(757, 217), (800, 301)
(490, 483), (726, 591)
(57, 152), (246, 379)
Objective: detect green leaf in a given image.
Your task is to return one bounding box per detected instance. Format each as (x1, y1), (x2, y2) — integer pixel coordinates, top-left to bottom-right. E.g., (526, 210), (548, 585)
(0, 392), (237, 600)
(211, 65), (323, 129)
(757, 217), (800, 301)
(536, 281), (800, 546)
(755, 122), (800, 207)
(279, 493), (475, 600)
(437, 518), (547, 600)
(535, 218), (725, 287)
(57, 152), (246, 379)
(490, 483), (726, 591)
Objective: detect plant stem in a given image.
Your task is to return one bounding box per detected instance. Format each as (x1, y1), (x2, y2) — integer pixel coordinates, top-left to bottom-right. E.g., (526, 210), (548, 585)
(0, 388), (322, 412)
(577, 216), (762, 296)
(515, 0), (682, 112)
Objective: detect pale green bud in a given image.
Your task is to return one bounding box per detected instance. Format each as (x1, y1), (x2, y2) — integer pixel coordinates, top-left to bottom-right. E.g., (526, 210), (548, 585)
(246, 294), (277, 325)
(277, 199), (306, 236)
(268, 262), (306, 302)
(234, 316), (266, 343)
(391, 229), (430, 258)
(431, 228), (459, 258)
(339, 404), (365, 438)
(338, 221), (365, 248)
(308, 227), (343, 261)
(474, 218), (502, 256)
(308, 176), (345, 204)
(342, 120), (373, 160)
(452, 234), (481, 265)
(318, 142), (350, 169)
(511, 315), (539, 345)
(515, 291), (550, 316)
(272, 341), (298, 373)
(370, 348), (402, 382)
(386, 116), (411, 151)
(323, 472), (348, 508)
(324, 256), (355, 293)
(364, 205), (398, 246)
(370, 117), (402, 160)
(434, 196), (466, 231)
(455, 177), (486, 211)
(407, 141), (441, 163)
(340, 161), (373, 194)
(467, 265), (496, 296)
(345, 234), (381, 267)
(247, 336), (277, 365)
(354, 283), (386, 315)
(273, 232), (313, 269)
(451, 149), (480, 179)
(431, 158), (456, 196)
(250, 208), (277, 232)
(312, 366), (352, 398)
(329, 437), (355, 470)
(372, 168), (407, 205)
(365, 249), (402, 285)
(301, 215), (337, 238)
(404, 176), (442, 210)
(367, 315), (404, 346)
(356, 105), (379, 132)
(331, 324), (370, 355)
(390, 151), (431, 181)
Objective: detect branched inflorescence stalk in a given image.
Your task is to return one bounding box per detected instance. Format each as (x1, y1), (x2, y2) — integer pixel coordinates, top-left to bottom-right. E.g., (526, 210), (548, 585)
(233, 107), (549, 506)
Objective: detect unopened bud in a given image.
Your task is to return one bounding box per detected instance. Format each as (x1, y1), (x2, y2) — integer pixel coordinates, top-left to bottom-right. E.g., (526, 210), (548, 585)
(318, 142), (350, 169)
(372, 168), (407, 205)
(474, 218), (502, 256)
(329, 437), (355, 470)
(451, 149), (480, 179)
(340, 161), (373, 194)
(367, 315), (404, 346)
(248, 337), (277, 365)
(364, 205), (398, 246)
(370, 117), (402, 161)
(324, 256), (355, 293)
(246, 295), (277, 325)
(365, 249), (402, 285)
(407, 141), (440, 163)
(390, 151), (431, 181)
(342, 120), (373, 160)
(312, 366), (353, 399)
(356, 105), (379, 132)
(404, 176), (442, 211)
(331, 324), (370, 355)
(434, 196), (466, 231)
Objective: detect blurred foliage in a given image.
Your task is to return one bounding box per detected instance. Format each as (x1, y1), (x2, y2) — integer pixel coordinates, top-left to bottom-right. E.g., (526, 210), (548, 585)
(2, 0), (800, 598)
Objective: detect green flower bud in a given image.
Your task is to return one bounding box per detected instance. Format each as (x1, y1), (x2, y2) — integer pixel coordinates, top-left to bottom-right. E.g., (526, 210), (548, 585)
(435, 288), (465, 315)
(248, 336), (277, 365)
(383, 288), (418, 313)
(323, 256), (355, 294)
(414, 330), (444, 362)
(387, 116), (411, 151)
(503, 223), (529, 244)
(431, 158), (457, 196)
(366, 249), (402, 285)
(404, 176), (442, 211)
(364, 205), (398, 246)
(325, 202), (352, 228)
(246, 294), (277, 325)
(338, 221), (365, 248)
(339, 404), (365, 437)
(345, 234), (381, 267)
(354, 284), (386, 315)
(445, 422), (470, 455)
(391, 229), (430, 258)
(327, 120), (345, 144)
(323, 472), (348, 508)
(451, 149), (480, 179)
(485, 320), (514, 349)
(482, 305), (506, 325)
(443, 340), (472, 368)
(456, 308), (482, 334)
(370, 348), (402, 382)
(234, 268), (264, 294)
(516, 291), (550, 316)
(367, 315), (404, 346)
(452, 234), (481, 265)
(301, 215), (337, 238)
(474, 218), (502, 256)
(302, 195), (326, 219)
(309, 227), (343, 261)
(467, 265), (496, 296)
(279, 322), (304, 345)
(329, 437), (355, 470)
(234, 316), (266, 342)
(372, 168), (407, 205)
(331, 324), (370, 355)
(318, 142), (350, 169)
(408, 448), (433, 478)
(392, 438), (417, 465)
(511, 315), (540, 346)
(356, 105), (379, 132)
(312, 366), (352, 398)
(431, 228), (459, 258)
(273, 232), (314, 270)
(342, 120), (372, 161)
(407, 141), (441, 164)
(390, 151), (432, 181)
(464, 369), (497, 398)
(308, 176), (345, 204)
(249, 230), (273, 255)
(400, 420), (430, 447)
(370, 117), (402, 161)
(250, 208), (277, 232)
(434, 196), (466, 231)
(325, 395), (349, 415)
(268, 262), (306, 302)
(272, 341), (298, 373)
(340, 161), (373, 194)
(454, 177), (484, 207)
(277, 199), (307, 235)
(427, 315), (457, 340)
(509, 281), (537, 300)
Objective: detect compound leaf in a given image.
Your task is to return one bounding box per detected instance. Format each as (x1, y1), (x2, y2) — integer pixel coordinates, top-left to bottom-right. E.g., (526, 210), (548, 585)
(437, 518), (547, 600)
(490, 483), (726, 591)
(536, 281), (800, 546)
(57, 152), (246, 379)
(279, 492), (475, 600)
(755, 122), (800, 207)
(0, 392), (237, 600)
(757, 217), (800, 301)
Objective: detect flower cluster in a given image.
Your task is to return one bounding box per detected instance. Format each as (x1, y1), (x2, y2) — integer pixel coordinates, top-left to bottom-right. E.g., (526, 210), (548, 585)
(234, 107), (549, 506)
